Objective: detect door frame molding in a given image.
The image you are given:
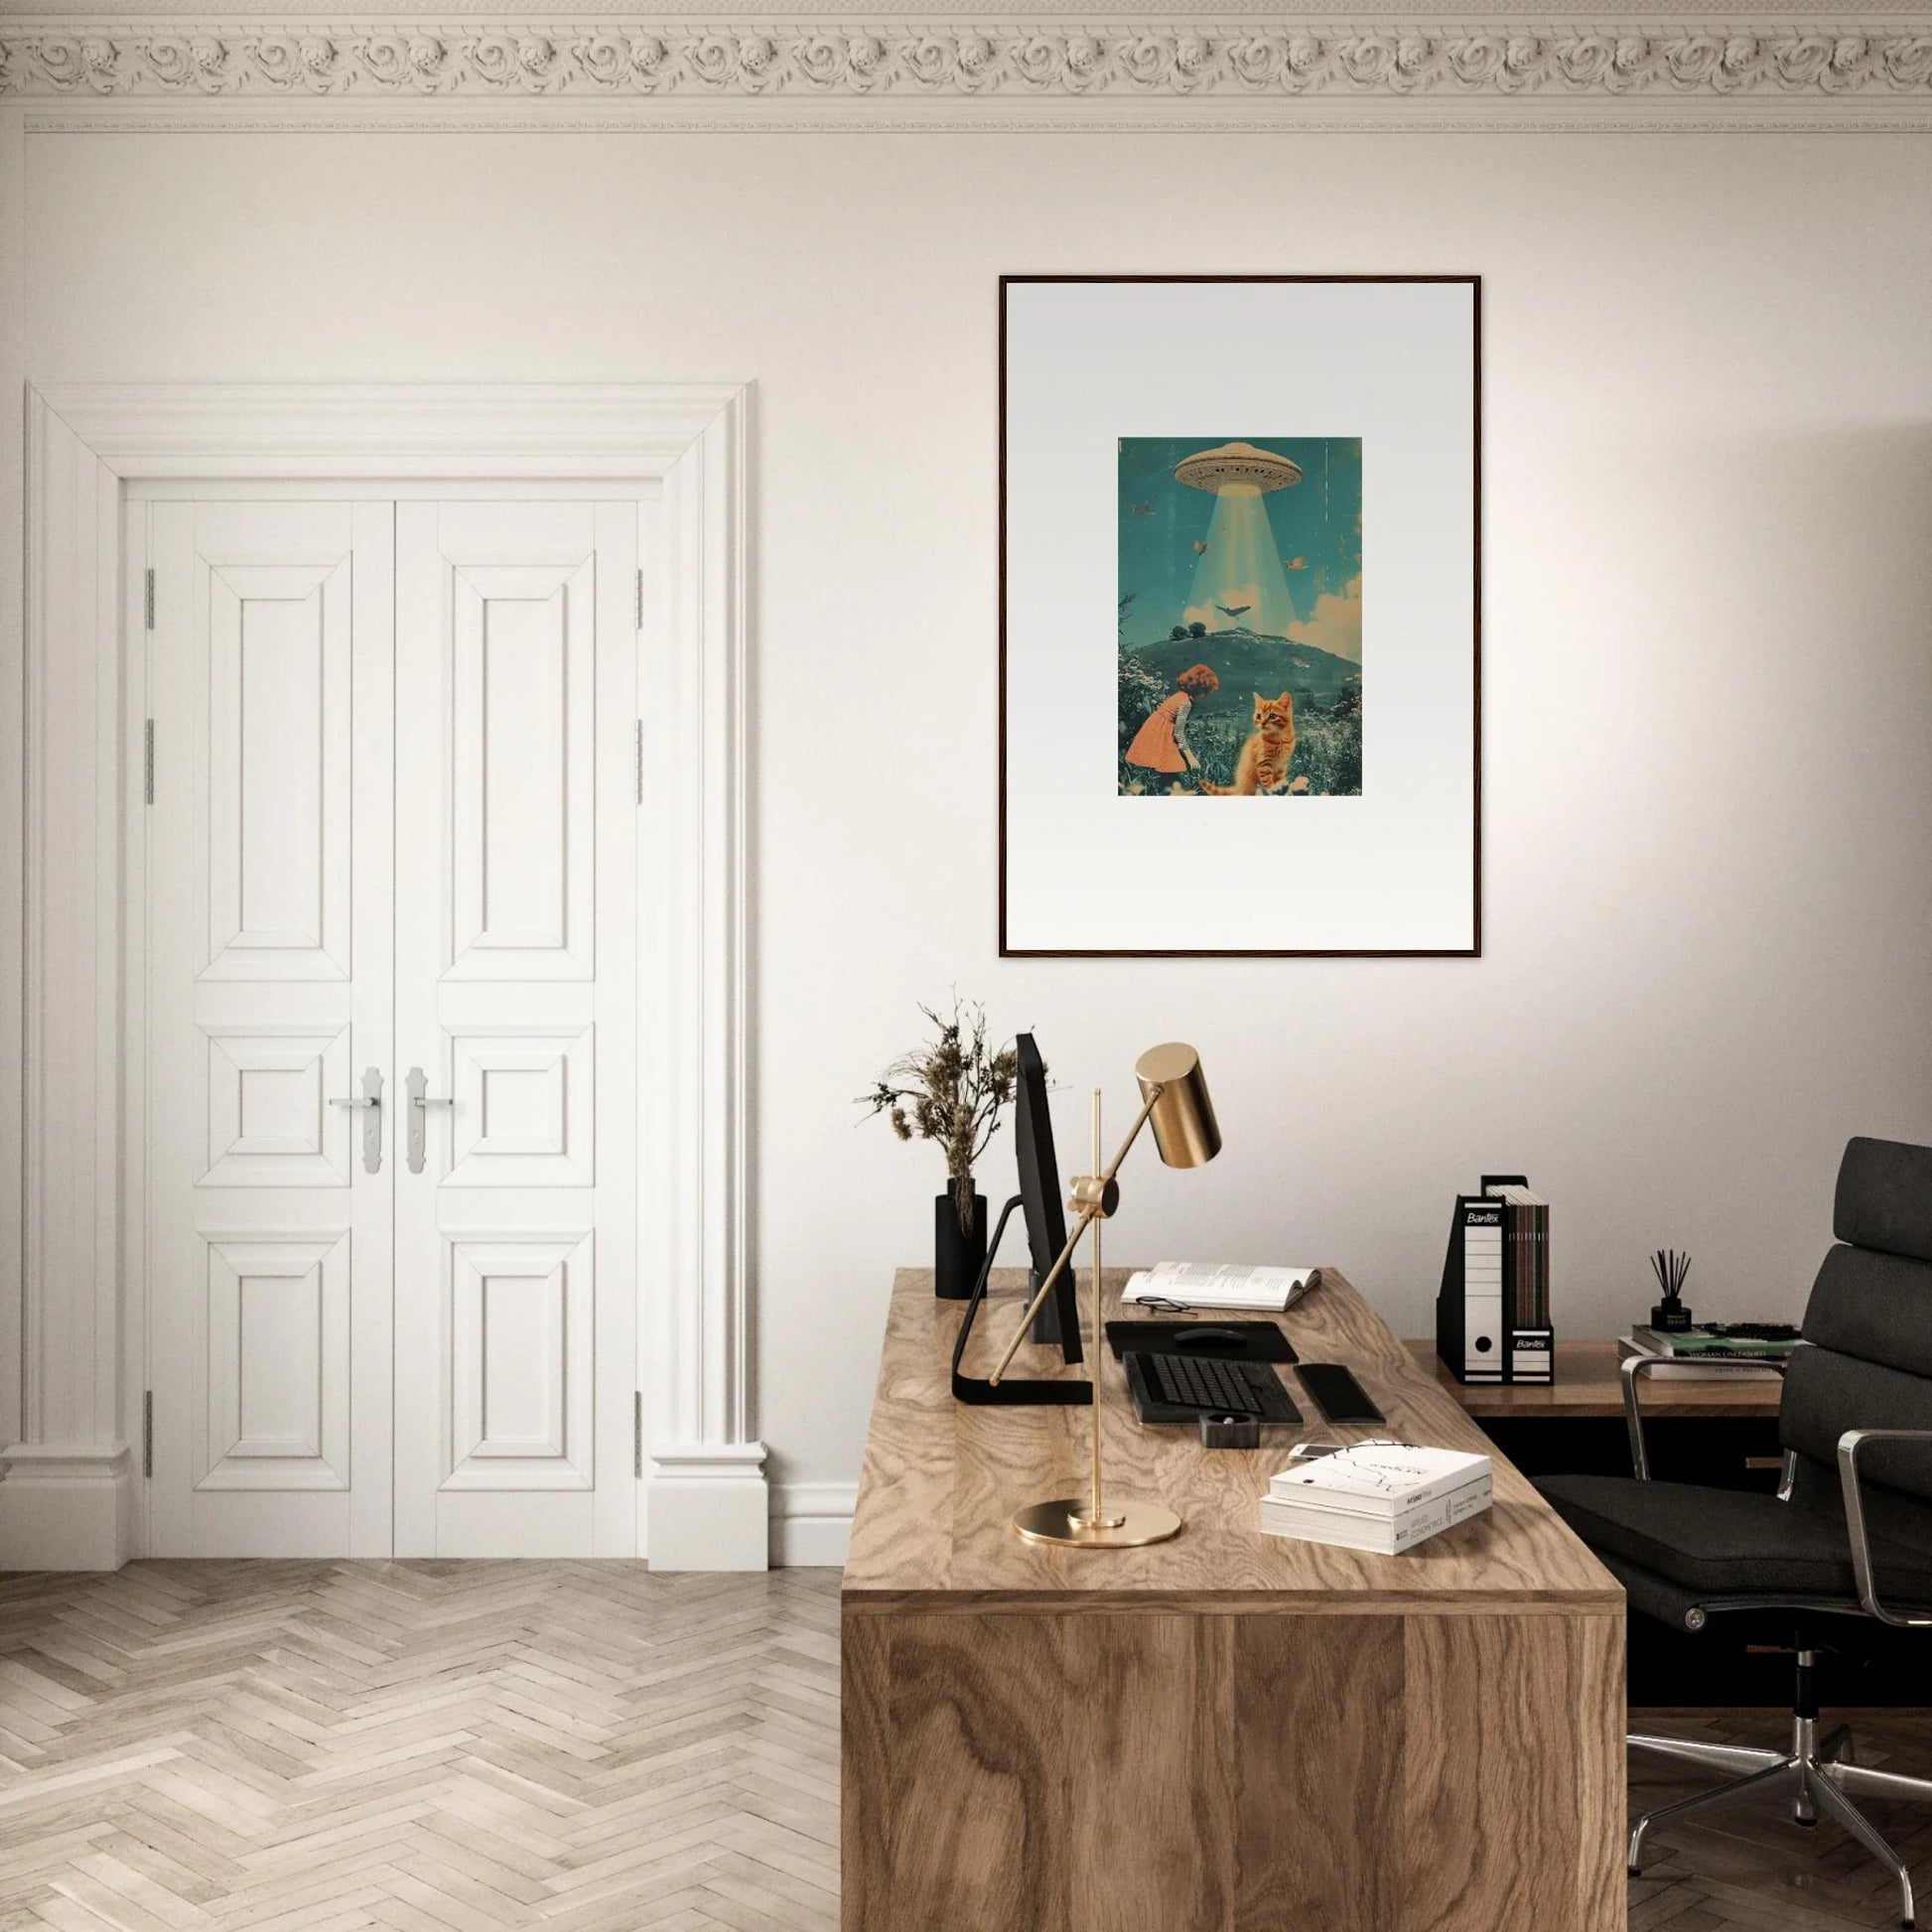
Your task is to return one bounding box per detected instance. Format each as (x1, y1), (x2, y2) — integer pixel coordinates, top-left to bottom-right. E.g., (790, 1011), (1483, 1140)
(5, 381), (764, 1571)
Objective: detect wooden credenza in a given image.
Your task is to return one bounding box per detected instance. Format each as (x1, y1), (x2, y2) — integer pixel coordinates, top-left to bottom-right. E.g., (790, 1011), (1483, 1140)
(842, 1269), (1627, 1932)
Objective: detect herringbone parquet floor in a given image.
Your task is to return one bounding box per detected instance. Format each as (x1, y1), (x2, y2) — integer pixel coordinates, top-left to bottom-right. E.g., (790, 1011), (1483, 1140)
(3, 1563), (1931, 1930)
(0, 1563), (840, 1932)
(1628, 1708), (1932, 1930)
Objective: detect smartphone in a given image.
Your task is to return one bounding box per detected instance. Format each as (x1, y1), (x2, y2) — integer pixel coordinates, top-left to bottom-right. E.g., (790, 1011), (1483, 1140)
(1296, 1363), (1385, 1426)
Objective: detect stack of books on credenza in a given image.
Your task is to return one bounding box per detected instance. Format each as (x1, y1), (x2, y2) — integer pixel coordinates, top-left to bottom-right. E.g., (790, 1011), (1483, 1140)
(1617, 1322), (1799, 1382)
(1258, 1444), (1493, 1555)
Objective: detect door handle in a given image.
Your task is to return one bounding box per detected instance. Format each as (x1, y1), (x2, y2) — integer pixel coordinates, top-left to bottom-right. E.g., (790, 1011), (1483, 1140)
(405, 1066), (454, 1175)
(330, 1066), (384, 1174)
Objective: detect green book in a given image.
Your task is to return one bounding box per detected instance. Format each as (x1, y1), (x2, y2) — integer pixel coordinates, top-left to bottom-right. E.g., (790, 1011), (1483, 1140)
(1631, 1325), (1797, 1360)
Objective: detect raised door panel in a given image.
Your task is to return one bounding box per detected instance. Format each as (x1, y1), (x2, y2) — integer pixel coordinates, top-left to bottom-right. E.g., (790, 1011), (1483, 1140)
(445, 1232), (593, 1488)
(203, 561), (352, 981)
(202, 1026), (353, 1187)
(450, 563), (594, 980)
(200, 1231), (350, 1490)
(394, 499), (637, 1559)
(146, 498), (394, 1559)
(446, 1026), (594, 1187)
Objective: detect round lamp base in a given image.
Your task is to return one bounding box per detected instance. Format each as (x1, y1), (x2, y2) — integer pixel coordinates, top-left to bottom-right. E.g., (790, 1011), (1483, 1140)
(1011, 1496), (1182, 1549)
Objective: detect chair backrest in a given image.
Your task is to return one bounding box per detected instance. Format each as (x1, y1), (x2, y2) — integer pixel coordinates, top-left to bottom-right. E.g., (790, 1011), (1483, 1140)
(1780, 1138), (1932, 1542)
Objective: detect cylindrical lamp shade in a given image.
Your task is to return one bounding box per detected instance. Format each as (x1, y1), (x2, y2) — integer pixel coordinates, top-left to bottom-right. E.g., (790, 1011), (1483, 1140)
(1134, 1042), (1221, 1169)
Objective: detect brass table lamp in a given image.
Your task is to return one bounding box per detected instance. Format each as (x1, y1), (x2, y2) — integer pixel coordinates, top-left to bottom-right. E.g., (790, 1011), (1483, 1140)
(988, 1041), (1221, 1549)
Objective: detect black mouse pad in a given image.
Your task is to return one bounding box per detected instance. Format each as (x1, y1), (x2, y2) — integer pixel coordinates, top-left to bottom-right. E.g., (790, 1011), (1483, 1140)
(1105, 1319), (1298, 1365)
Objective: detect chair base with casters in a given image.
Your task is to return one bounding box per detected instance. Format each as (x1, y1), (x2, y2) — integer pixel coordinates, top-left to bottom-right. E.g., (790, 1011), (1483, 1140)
(1627, 1646), (1930, 1929)
(1538, 1138), (1932, 1932)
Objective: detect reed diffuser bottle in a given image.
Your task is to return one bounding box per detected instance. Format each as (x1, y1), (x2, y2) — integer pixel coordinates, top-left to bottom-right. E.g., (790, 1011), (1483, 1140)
(1650, 1248), (1694, 1332)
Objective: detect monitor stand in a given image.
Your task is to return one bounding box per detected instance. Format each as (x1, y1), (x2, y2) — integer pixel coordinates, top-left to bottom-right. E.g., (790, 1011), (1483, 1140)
(951, 1195), (1091, 1407)
(1030, 1268), (1073, 1347)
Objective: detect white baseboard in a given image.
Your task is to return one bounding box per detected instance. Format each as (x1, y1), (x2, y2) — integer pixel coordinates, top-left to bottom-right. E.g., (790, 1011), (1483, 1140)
(0, 1442), (849, 1573)
(771, 1481), (855, 1569)
(646, 1442), (770, 1571)
(0, 1444), (135, 1571)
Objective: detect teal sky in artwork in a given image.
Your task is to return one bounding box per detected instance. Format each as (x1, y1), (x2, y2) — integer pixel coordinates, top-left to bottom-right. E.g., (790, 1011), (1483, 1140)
(1117, 436), (1363, 653)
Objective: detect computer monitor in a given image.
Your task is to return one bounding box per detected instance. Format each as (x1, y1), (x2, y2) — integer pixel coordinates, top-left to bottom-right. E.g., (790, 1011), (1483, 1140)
(1013, 1034), (1083, 1364)
(948, 1032), (1089, 1405)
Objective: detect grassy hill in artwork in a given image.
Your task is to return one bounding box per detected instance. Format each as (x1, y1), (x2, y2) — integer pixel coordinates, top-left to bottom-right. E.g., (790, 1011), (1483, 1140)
(1120, 626), (1362, 796)
(1131, 627), (1358, 721)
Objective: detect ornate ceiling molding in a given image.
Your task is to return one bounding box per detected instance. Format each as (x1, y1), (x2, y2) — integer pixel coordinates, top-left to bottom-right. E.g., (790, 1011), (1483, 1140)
(4, 18), (1931, 115)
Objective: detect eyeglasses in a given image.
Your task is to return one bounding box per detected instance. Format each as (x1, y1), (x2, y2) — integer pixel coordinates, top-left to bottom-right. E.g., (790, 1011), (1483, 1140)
(1287, 1437), (1413, 1461)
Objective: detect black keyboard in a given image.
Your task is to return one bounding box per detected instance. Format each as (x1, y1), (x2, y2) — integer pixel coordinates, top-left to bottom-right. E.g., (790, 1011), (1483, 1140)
(1129, 1351), (1302, 1423)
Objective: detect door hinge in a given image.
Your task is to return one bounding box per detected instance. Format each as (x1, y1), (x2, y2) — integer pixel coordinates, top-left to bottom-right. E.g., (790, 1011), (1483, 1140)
(633, 1392), (643, 1479)
(142, 1391), (153, 1478)
(144, 720), (155, 805)
(144, 568), (155, 631)
(635, 567), (644, 631)
(635, 720), (644, 805)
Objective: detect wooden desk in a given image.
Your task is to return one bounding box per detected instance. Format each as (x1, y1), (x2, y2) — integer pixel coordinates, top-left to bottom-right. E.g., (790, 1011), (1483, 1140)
(1407, 1337), (1783, 1420)
(843, 1269), (1625, 1932)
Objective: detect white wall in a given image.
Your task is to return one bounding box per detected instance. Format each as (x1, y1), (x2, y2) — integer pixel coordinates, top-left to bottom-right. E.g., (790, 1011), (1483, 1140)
(19, 126), (1932, 1540)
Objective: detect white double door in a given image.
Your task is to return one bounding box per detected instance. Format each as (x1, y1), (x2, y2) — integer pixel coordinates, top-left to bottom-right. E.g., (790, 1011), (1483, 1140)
(145, 490), (640, 1558)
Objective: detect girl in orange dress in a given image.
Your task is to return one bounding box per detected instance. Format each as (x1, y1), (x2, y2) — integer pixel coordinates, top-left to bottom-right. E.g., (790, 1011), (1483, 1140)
(1125, 663), (1218, 790)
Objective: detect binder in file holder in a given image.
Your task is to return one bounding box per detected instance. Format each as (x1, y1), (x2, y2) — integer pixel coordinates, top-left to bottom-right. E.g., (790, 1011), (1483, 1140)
(1437, 1173), (1553, 1386)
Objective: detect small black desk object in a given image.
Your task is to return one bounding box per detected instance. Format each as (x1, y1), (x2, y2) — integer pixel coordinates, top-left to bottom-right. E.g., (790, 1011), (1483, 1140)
(1105, 1318), (1296, 1364)
(1298, 1361), (1385, 1426)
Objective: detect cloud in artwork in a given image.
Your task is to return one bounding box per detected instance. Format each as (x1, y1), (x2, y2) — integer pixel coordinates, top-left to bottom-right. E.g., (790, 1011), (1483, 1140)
(1285, 574), (1363, 663)
(1182, 581), (1267, 632)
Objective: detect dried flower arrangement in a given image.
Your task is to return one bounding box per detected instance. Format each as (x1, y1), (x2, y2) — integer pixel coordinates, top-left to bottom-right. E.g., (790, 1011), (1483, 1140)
(860, 998), (1020, 1234)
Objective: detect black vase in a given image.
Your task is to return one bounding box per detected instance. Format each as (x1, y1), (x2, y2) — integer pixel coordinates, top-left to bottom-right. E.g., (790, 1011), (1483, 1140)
(934, 1187), (989, 1301)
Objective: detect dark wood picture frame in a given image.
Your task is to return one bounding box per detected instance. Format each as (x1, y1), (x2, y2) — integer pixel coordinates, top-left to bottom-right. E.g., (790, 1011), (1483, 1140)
(998, 273), (1482, 958)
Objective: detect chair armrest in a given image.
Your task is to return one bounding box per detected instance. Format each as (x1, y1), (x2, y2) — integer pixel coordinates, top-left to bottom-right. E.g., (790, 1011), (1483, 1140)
(1620, 1351), (1789, 1481)
(1837, 1429), (1932, 1627)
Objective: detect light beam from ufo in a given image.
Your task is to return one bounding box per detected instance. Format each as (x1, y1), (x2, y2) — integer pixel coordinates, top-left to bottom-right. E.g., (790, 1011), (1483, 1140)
(1174, 442), (1305, 636)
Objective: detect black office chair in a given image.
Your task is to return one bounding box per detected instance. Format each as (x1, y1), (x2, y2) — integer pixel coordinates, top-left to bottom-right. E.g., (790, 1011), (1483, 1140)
(1538, 1136), (1932, 1929)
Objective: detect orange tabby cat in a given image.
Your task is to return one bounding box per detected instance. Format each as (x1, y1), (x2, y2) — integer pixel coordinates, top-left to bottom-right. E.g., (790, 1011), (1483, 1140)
(1200, 692), (1297, 795)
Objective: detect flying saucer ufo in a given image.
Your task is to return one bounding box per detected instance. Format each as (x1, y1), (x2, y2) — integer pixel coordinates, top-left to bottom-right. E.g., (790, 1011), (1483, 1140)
(1173, 442), (1304, 494)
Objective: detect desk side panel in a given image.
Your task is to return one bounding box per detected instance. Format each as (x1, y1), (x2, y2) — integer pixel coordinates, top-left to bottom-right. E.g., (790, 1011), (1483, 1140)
(843, 1604), (1625, 1932)
(1403, 1610), (1626, 1932)
(844, 1609), (1069, 1931)
(1232, 1612), (1406, 1932)
(840, 1613), (892, 1932)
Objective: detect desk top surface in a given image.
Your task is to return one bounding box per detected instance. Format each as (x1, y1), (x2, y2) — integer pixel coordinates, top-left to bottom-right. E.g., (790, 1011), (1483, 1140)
(1408, 1338), (1785, 1420)
(843, 1268), (1621, 1615)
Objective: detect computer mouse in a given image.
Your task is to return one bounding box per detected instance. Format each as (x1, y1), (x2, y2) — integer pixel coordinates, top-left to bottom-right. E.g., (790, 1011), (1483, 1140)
(1174, 1326), (1247, 1351)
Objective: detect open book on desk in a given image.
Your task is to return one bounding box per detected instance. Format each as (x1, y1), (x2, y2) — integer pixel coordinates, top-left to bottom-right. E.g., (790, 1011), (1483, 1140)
(1121, 1261), (1319, 1313)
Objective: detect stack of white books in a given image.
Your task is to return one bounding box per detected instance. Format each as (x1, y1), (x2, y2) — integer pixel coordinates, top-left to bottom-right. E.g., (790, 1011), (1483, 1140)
(1121, 1260), (1317, 1312)
(1260, 1444), (1493, 1556)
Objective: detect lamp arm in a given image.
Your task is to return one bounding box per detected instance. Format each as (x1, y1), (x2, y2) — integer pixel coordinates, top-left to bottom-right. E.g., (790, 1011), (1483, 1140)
(987, 1084), (1165, 1387)
(1094, 1084), (1166, 1191)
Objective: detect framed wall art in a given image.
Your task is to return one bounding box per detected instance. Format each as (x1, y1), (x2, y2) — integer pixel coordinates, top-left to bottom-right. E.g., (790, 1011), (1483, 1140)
(999, 275), (1480, 957)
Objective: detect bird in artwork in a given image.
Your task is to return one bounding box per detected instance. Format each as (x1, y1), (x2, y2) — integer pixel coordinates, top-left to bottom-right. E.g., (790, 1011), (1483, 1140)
(1285, 556), (1307, 571)
(1192, 540), (1210, 555)
(1216, 602), (1251, 620)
